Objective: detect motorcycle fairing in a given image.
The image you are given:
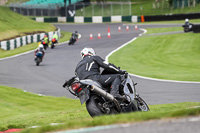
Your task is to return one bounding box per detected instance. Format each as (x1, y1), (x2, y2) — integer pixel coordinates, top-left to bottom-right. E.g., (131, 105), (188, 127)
(78, 79), (102, 104)
(121, 102), (138, 112)
(78, 88), (90, 105)
(80, 79), (102, 88)
(123, 75), (136, 100)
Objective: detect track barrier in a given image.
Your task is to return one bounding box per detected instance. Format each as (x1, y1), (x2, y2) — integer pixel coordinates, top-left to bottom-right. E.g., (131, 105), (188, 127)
(193, 24), (200, 33)
(141, 15), (145, 22)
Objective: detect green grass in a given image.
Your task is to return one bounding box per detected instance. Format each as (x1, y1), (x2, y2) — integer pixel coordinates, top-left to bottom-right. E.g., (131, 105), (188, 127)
(76, 0), (200, 17)
(0, 31), (71, 58)
(109, 27), (200, 82)
(0, 85), (89, 131)
(145, 27), (183, 34)
(0, 85), (200, 133)
(0, 7), (56, 41)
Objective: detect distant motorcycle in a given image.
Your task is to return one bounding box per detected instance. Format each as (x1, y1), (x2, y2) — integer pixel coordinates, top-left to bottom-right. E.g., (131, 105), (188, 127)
(51, 38), (57, 49)
(68, 34), (77, 45)
(39, 40), (48, 50)
(182, 23), (193, 32)
(63, 70), (149, 117)
(35, 52), (43, 66)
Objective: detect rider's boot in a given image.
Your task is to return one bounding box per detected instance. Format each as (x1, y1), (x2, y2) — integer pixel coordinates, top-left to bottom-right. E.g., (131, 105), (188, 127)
(111, 85), (127, 101)
(113, 94), (127, 101)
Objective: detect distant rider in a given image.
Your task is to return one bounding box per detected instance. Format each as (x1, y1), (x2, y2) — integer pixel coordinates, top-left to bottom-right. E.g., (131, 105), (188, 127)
(184, 18), (193, 29)
(35, 44), (45, 61)
(72, 31), (78, 40)
(44, 34), (49, 44)
(75, 47), (127, 100)
(42, 34), (49, 48)
(52, 33), (59, 45)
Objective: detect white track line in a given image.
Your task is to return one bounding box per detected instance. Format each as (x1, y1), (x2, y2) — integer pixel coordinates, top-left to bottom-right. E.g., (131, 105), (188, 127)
(105, 29), (200, 84)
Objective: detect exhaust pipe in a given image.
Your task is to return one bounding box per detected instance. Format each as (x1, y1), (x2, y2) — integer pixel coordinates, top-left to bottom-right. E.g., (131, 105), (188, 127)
(90, 85), (121, 112)
(90, 85), (114, 101)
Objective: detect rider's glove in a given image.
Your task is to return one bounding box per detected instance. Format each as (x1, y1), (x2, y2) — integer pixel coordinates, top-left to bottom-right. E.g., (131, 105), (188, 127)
(119, 70), (127, 74)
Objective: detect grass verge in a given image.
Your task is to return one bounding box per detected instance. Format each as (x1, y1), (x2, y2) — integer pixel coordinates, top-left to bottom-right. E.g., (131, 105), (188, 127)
(0, 31), (71, 58)
(109, 27), (200, 82)
(0, 85), (199, 133)
(0, 7), (55, 41)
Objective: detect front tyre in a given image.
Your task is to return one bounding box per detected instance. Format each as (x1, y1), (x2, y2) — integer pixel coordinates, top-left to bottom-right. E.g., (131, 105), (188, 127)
(136, 96), (150, 112)
(86, 95), (105, 117)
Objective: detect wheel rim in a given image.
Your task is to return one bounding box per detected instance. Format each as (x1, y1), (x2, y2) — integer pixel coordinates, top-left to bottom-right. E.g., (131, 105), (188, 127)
(94, 97), (106, 113)
(138, 101), (149, 111)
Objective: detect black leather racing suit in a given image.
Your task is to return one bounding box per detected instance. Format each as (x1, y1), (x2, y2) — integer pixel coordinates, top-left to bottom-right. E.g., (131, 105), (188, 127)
(185, 22), (193, 29)
(72, 33), (78, 39)
(75, 55), (124, 96)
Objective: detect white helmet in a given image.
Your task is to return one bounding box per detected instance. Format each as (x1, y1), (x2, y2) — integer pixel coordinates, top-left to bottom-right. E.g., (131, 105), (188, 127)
(185, 18), (189, 22)
(38, 44), (44, 51)
(80, 47), (95, 59)
(39, 44), (44, 48)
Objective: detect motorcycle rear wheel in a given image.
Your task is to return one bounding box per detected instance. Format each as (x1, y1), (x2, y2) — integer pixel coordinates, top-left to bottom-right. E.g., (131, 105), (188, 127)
(86, 95), (106, 117)
(36, 62), (40, 66)
(51, 44), (55, 49)
(35, 58), (41, 66)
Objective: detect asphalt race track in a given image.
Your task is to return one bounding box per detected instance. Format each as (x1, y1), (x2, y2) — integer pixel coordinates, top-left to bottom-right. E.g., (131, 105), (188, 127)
(56, 115), (200, 133)
(0, 23), (200, 106)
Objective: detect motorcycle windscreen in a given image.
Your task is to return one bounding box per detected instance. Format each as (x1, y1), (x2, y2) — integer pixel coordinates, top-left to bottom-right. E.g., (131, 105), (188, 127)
(78, 89), (90, 105)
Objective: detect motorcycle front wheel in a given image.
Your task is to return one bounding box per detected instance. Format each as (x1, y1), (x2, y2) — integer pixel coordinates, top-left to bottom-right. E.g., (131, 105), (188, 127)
(136, 96), (150, 112)
(184, 28), (189, 32)
(86, 95), (106, 117)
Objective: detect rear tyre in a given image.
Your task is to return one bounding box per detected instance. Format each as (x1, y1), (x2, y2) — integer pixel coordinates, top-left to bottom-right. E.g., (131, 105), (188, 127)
(35, 58), (41, 66)
(36, 62), (40, 66)
(51, 44), (54, 49)
(86, 95), (105, 117)
(136, 97), (150, 112)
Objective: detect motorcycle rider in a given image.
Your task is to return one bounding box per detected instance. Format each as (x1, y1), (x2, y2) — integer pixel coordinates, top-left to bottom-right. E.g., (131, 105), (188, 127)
(75, 47), (127, 100)
(44, 34), (49, 43)
(41, 34), (49, 48)
(35, 44), (45, 61)
(69, 31), (78, 45)
(52, 33), (59, 44)
(185, 18), (190, 25)
(72, 31), (78, 39)
(184, 18), (193, 29)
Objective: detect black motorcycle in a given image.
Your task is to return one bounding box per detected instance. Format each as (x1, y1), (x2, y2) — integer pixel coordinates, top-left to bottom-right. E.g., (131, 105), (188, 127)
(35, 52), (43, 66)
(63, 71), (149, 117)
(182, 23), (193, 32)
(68, 34), (77, 45)
(39, 40), (48, 50)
